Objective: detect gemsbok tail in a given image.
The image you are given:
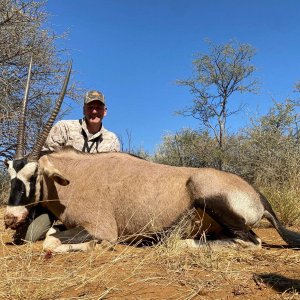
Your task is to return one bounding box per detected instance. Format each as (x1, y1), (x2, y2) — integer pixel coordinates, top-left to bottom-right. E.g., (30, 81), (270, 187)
(261, 194), (300, 247)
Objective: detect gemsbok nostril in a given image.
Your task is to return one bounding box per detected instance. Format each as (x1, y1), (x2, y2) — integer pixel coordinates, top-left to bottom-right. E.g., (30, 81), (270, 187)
(4, 214), (16, 228)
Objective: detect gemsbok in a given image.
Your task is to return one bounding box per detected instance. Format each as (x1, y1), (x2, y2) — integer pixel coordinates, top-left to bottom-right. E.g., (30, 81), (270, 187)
(4, 60), (300, 252)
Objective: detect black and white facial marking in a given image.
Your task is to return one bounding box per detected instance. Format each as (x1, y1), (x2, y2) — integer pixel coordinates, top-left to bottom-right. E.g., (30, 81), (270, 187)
(4, 158), (39, 228)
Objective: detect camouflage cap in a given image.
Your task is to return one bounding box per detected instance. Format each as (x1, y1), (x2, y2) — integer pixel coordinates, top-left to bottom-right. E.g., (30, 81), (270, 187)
(84, 90), (105, 105)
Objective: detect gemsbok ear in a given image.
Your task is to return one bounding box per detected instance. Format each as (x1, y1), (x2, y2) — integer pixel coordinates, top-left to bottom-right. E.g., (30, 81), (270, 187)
(42, 161), (70, 186)
(51, 172), (70, 186)
(45, 168), (70, 186)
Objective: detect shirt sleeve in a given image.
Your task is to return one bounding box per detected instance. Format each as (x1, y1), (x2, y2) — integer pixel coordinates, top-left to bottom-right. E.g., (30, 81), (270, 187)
(109, 135), (121, 152)
(43, 121), (68, 151)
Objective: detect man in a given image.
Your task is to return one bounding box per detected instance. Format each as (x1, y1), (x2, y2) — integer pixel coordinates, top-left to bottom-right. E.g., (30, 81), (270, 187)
(45, 90), (120, 153)
(14, 90), (120, 244)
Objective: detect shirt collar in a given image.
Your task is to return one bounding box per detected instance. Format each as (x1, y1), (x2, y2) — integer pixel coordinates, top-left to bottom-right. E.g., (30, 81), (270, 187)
(81, 118), (105, 140)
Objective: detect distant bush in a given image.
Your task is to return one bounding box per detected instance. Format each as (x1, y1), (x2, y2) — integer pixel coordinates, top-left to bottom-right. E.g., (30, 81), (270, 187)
(153, 129), (221, 168)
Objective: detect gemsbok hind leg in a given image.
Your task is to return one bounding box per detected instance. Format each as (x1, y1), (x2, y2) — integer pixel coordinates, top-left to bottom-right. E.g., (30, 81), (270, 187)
(191, 204), (263, 249)
(187, 173), (265, 249)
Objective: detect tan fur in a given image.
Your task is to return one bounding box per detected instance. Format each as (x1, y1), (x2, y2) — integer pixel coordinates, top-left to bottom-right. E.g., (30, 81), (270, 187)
(37, 149), (265, 244)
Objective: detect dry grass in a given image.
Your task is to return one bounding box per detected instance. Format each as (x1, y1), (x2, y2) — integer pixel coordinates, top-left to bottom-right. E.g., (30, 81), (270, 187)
(261, 185), (300, 226)
(1, 206), (300, 299)
(152, 236), (300, 299)
(255, 168), (300, 227)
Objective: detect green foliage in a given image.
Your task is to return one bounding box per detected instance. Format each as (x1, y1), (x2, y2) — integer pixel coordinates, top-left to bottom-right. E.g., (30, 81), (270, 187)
(153, 128), (220, 168)
(236, 100), (300, 185)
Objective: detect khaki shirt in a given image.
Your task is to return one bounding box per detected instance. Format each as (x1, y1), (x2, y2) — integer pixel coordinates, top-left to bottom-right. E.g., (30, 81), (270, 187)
(44, 119), (120, 153)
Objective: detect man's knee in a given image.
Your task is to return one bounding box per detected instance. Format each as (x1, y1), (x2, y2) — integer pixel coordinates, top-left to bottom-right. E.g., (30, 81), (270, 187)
(25, 213), (53, 242)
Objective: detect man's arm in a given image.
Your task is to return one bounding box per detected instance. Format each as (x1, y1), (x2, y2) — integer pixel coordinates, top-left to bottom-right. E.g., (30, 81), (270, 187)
(109, 135), (121, 152)
(43, 121), (68, 151)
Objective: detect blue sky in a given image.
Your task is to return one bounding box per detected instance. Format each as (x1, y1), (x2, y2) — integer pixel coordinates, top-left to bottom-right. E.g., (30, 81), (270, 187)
(45, 0), (300, 153)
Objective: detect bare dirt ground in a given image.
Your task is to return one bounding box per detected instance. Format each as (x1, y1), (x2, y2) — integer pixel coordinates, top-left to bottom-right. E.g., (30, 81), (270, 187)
(0, 207), (300, 300)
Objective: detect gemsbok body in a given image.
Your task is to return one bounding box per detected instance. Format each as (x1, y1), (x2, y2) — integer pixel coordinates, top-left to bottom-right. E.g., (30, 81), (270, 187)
(4, 60), (300, 252)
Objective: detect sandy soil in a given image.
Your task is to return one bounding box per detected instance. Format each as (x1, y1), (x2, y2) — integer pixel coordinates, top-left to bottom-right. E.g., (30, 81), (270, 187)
(0, 208), (300, 300)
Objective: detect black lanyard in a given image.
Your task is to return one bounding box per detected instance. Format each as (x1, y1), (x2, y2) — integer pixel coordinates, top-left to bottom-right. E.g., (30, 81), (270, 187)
(79, 119), (103, 153)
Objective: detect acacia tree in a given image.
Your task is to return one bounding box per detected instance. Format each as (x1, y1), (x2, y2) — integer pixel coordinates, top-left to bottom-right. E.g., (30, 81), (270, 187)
(177, 40), (258, 169)
(0, 0), (80, 162)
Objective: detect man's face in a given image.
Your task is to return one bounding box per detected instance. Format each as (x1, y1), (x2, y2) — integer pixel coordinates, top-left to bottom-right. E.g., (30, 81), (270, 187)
(84, 100), (107, 125)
